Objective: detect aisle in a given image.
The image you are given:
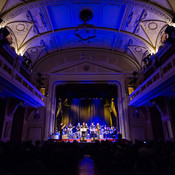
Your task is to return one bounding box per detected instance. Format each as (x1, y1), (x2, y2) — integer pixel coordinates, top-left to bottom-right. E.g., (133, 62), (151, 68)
(76, 155), (100, 175)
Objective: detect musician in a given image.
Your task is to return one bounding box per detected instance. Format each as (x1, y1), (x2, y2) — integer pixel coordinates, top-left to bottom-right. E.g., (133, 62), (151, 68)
(96, 123), (101, 139)
(67, 123), (74, 139)
(110, 126), (115, 134)
(112, 127), (117, 139)
(59, 122), (66, 141)
(106, 126), (111, 138)
(85, 123), (88, 128)
(110, 126), (116, 139)
(81, 122), (88, 128)
(103, 125), (108, 139)
(90, 123), (96, 138)
(76, 123), (81, 138)
(81, 122), (88, 138)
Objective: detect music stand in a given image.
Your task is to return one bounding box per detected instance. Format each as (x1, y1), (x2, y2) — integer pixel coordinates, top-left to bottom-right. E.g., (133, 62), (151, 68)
(80, 128), (88, 142)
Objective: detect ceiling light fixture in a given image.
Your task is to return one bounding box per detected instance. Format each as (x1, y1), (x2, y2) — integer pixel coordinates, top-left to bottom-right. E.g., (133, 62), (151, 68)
(75, 9), (96, 41)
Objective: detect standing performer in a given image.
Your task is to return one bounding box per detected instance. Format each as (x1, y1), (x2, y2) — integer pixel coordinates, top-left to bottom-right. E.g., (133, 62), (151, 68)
(67, 123), (74, 139)
(59, 122), (66, 141)
(90, 123), (96, 139)
(81, 122), (88, 138)
(76, 123), (81, 138)
(96, 123), (101, 139)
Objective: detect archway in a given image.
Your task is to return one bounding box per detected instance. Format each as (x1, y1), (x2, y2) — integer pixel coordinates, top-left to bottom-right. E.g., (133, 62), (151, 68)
(54, 83), (119, 131)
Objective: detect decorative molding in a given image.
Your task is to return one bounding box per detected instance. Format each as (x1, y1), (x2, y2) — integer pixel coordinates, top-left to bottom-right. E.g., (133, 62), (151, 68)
(1, 0), (172, 25)
(127, 45), (149, 65)
(32, 47), (141, 71)
(17, 27), (153, 67)
(140, 20), (167, 47)
(0, 0), (172, 71)
(6, 21), (33, 49)
(0, 0), (7, 14)
(50, 60), (123, 74)
(25, 46), (45, 64)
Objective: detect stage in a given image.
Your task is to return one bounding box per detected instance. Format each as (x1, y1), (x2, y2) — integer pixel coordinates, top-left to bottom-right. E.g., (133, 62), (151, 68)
(50, 132), (122, 143)
(50, 138), (123, 143)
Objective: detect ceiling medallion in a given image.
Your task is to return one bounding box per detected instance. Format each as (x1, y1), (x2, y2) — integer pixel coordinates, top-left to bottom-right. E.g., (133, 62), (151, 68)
(135, 46), (142, 52)
(31, 47), (38, 53)
(148, 22), (158, 30)
(16, 24), (25, 31)
(75, 9), (96, 41)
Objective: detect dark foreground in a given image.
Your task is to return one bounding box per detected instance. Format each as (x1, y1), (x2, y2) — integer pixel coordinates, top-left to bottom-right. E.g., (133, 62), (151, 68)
(0, 140), (175, 175)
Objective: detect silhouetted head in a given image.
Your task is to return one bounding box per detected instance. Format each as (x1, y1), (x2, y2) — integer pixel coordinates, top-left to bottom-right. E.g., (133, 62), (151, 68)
(172, 16), (175, 23)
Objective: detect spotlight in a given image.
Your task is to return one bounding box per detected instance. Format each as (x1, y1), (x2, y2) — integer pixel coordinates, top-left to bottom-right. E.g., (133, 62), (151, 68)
(142, 54), (152, 68)
(22, 55), (32, 71)
(125, 91), (129, 96)
(129, 71), (138, 85)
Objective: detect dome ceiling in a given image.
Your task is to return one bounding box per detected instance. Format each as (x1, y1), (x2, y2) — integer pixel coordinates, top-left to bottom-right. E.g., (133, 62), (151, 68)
(0, 0), (174, 73)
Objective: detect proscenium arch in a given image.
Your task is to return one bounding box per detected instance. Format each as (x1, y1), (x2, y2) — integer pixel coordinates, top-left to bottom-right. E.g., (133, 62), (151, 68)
(32, 47), (142, 71)
(45, 80), (129, 140)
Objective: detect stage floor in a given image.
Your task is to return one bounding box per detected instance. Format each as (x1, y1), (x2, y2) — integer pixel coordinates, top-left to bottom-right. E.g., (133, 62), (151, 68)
(51, 138), (117, 142)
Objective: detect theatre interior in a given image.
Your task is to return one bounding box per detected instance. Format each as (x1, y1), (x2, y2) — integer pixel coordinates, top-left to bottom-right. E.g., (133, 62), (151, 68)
(1, 0), (175, 174)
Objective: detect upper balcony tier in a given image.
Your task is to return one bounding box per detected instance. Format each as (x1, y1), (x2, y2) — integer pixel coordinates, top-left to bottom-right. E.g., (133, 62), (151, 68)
(0, 45), (45, 107)
(129, 42), (175, 107)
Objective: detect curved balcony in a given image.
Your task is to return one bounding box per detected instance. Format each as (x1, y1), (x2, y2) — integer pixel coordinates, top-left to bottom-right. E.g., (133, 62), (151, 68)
(129, 43), (175, 107)
(0, 45), (45, 107)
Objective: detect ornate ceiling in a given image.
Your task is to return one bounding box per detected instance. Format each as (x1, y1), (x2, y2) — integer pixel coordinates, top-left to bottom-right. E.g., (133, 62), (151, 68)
(0, 0), (174, 73)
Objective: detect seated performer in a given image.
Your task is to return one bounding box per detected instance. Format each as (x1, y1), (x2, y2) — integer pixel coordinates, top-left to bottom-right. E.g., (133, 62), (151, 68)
(67, 123), (74, 139)
(103, 125), (108, 139)
(96, 123), (101, 139)
(76, 123), (81, 138)
(90, 123), (96, 138)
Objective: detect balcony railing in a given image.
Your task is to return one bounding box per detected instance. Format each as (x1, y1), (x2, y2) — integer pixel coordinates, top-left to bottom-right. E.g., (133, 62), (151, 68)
(129, 43), (175, 107)
(0, 45), (45, 107)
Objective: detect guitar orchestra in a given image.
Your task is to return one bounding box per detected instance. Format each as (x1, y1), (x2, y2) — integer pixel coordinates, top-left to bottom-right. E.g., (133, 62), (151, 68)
(58, 122), (118, 140)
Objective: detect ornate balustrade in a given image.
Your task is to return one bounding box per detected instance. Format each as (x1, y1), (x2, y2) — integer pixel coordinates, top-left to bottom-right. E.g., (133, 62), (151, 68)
(0, 45), (45, 107)
(129, 43), (175, 107)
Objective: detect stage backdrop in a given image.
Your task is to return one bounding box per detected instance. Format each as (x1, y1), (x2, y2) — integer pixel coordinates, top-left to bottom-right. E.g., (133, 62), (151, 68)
(55, 98), (118, 129)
